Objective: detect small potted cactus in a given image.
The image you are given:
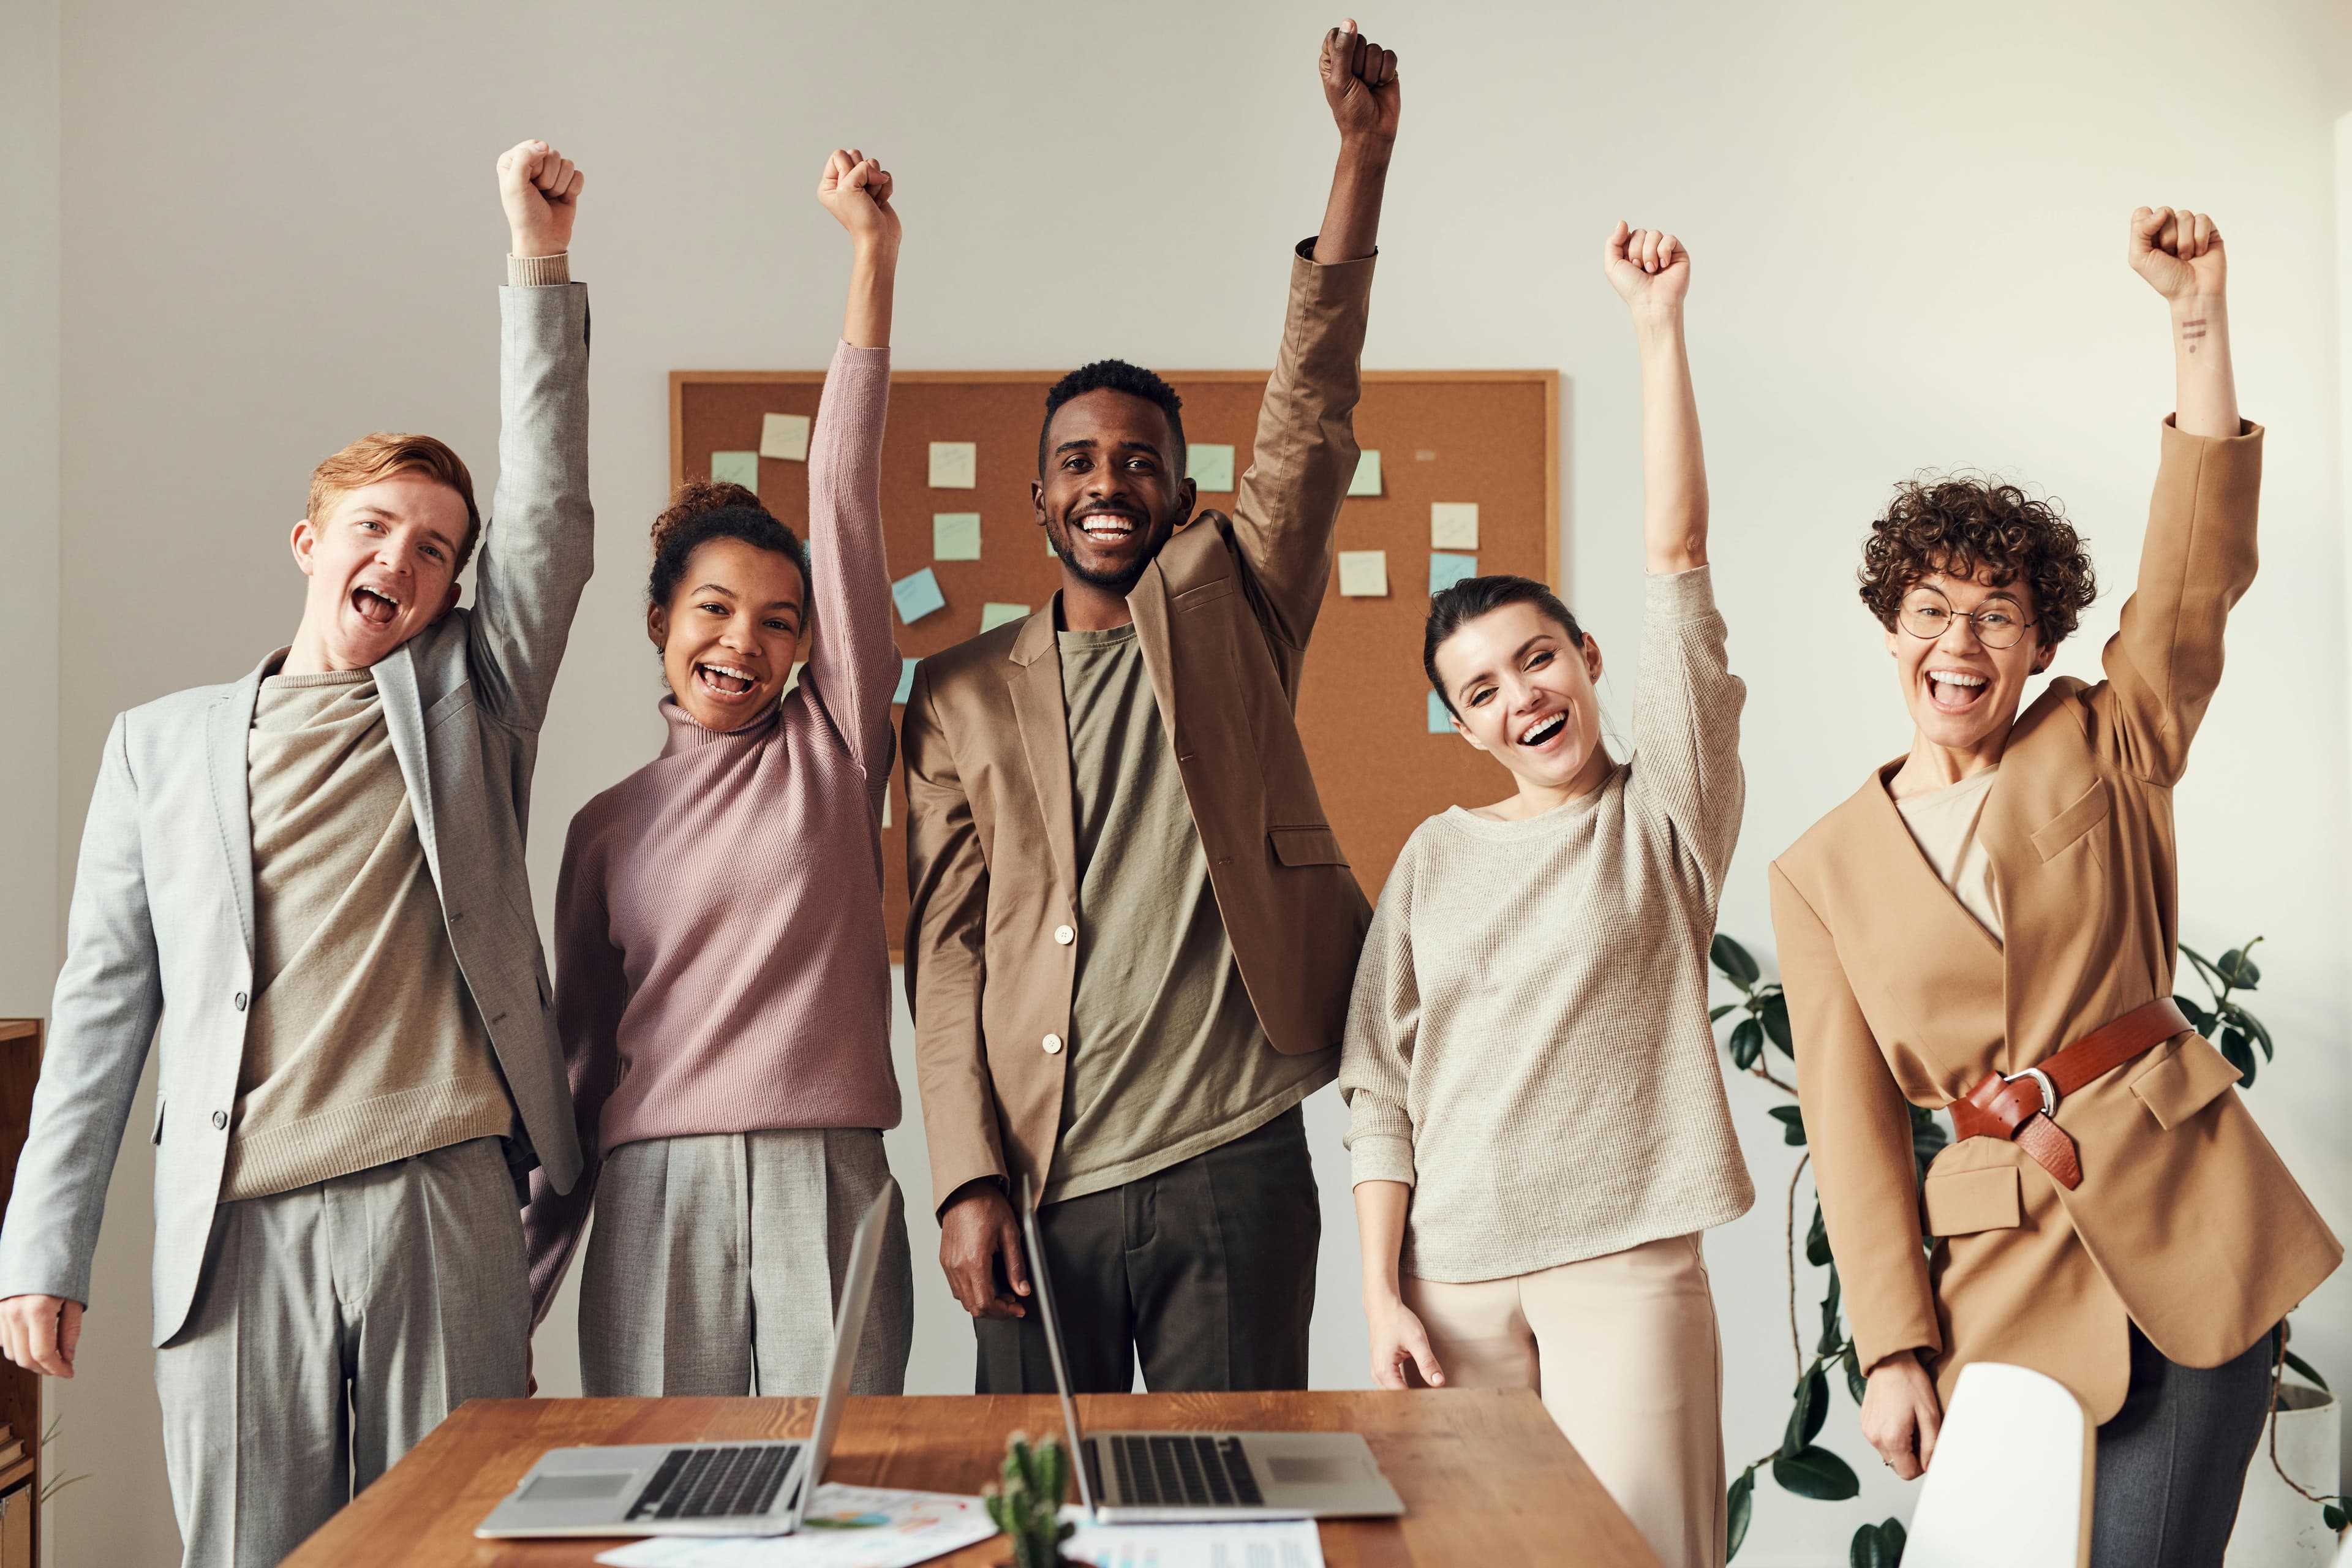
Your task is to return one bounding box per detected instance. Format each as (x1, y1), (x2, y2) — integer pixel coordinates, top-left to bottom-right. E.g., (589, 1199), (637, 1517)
(984, 1431), (1080, 1568)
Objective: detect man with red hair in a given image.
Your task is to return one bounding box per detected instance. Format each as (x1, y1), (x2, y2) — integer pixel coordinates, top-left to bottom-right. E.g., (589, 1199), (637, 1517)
(0, 140), (596, 1566)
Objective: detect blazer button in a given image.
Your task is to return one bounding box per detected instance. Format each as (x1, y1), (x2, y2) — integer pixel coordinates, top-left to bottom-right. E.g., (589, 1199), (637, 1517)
(211, 1110), (228, 1130)
(1053, 925), (1074, 946)
(1042, 1033), (1064, 1055)
(233, 992), (247, 1011)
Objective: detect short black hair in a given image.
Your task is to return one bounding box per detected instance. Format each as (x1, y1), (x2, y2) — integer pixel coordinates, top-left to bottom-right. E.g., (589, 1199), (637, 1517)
(647, 480), (807, 608)
(1423, 574), (1586, 715)
(1038, 360), (1186, 474)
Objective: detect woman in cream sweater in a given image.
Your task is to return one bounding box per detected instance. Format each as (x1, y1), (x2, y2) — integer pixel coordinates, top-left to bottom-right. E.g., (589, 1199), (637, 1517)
(1340, 224), (1751, 1568)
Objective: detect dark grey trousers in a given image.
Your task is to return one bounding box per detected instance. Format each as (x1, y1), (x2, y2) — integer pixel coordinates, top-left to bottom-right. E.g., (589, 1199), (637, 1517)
(976, 1106), (1319, 1395)
(2089, 1322), (2278, 1568)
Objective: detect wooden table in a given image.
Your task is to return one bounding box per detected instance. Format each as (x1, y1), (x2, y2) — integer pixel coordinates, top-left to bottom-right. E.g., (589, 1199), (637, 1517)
(287, 1390), (1663, 1567)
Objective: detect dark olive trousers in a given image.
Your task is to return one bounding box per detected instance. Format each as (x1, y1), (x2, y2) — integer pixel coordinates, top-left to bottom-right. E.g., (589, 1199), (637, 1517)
(975, 1106), (1319, 1395)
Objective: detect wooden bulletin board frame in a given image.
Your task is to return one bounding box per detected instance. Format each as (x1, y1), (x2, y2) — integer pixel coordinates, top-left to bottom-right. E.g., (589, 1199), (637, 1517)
(670, 368), (1559, 952)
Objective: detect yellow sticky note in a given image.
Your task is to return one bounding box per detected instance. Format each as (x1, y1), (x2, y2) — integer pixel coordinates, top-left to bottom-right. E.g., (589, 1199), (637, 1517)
(1336, 550), (1389, 597)
(929, 441), (978, 489)
(1431, 503), (1479, 549)
(760, 413), (811, 462)
(980, 602), (1031, 632)
(933, 513), (982, 561)
(1187, 443), (1236, 492)
(1347, 450), (1382, 497)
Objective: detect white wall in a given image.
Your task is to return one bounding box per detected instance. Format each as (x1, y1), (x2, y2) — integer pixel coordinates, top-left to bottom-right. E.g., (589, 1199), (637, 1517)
(23, 1), (2351, 1562)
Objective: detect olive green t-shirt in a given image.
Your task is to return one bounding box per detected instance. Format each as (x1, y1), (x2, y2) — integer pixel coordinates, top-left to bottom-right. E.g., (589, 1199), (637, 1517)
(1044, 623), (1334, 1205)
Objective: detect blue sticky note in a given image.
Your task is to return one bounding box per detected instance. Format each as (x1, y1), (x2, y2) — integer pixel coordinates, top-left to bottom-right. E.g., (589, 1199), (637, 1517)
(891, 567), (946, 625)
(710, 450), (759, 489)
(1428, 690), (1455, 734)
(932, 513), (982, 561)
(894, 658), (918, 705)
(1430, 552), (1479, 594)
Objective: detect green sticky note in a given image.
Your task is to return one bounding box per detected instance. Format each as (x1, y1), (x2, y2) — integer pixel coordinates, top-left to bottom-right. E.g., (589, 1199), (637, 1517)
(1430, 552), (1479, 594)
(1428, 690), (1454, 734)
(1187, 443), (1236, 492)
(710, 450), (759, 489)
(1348, 450), (1382, 497)
(894, 658), (918, 705)
(891, 567), (946, 624)
(980, 602), (1031, 633)
(933, 513), (982, 562)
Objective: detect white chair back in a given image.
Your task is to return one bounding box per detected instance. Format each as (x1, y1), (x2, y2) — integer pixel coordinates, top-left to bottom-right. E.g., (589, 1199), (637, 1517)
(1906, 1362), (2092, 1568)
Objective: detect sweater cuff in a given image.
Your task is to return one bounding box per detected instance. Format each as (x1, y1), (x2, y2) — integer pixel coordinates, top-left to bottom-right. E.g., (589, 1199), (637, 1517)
(1643, 562), (1717, 623)
(507, 252), (571, 287)
(1348, 1132), (1417, 1189)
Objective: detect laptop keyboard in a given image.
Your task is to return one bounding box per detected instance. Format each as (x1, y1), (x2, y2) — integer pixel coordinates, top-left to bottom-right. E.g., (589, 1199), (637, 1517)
(1101, 1434), (1264, 1507)
(625, 1444), (798, 1521)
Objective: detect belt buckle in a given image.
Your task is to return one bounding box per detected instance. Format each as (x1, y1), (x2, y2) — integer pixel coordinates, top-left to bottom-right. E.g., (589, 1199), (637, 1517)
(2003, 1066), (2058, 1118)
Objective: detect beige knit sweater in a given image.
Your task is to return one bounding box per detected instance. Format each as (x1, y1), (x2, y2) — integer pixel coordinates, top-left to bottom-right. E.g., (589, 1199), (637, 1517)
(1340, 567), (1755, 1283)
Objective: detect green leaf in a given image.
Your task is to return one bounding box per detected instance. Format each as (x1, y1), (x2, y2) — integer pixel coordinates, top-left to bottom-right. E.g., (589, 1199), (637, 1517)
(1882, 1519), (1907, 1563)
(1806, 1202), (1833, 1268)
(2282, 1349), (2330, 1392)
(1841, 1346), (1868, 1405)
(2174, 995), (2216, 1038)
(2217, 944), (2262, 990)
(1730, 1019), (1764, 1070)
(1819, 1265), (1844, 1356)
(1850, 1521), (1898, 1568)
(1713, 933), (1760, 989)
(1761, 990), (1794, 1055)
(2219, 1030), (2255, 1087)
(1726, 1468), (1754, 1561)
(2324, 1502), (2346, 1532)
(2234, 1005), (2274, 1060)
(1711, 1002), (1738, 1022)
(1772, 1444), (1861, 1501)
(1768, 1105), (1807, 1146)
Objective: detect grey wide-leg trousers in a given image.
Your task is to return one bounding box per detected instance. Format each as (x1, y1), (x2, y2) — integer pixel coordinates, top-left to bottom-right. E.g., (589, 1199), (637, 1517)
(578, 1126), (913, 1398)
(2089, 1322), (2279, 1568)
(153, 1136), (530, 1568)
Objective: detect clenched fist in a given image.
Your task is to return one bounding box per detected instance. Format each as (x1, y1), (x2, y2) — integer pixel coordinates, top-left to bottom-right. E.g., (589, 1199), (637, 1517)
(818, 147), (900, 255)
(1604, 221), (1690, 314)
(2129, 205), (2223, 303)
(499, 140), (584, 260)
(1321, 19), (1400, 146)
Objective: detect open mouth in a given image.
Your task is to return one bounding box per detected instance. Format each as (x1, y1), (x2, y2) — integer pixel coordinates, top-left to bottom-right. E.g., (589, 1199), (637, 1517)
(1517, 712), (1567, 748)
(351, 585), (401, 626)
(1924, 667), (1989, 715)
(1072, 510), (1141, 547)
(695, 661), (758, 701)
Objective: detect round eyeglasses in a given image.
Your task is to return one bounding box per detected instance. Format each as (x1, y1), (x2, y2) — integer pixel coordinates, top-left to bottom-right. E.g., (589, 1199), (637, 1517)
(1896, 589), (2037, 650)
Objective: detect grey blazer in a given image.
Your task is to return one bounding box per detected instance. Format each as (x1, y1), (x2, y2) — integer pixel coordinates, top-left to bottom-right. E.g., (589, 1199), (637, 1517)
(0, 283), (595, 1346)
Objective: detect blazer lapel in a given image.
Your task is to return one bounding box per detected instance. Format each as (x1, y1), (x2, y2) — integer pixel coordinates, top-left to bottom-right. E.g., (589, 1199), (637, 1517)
(1006, 605), (1080, 899)
(371, 644), (442, 885)
(1126, 559), (1180, 750)
(205, 652), (277, 964)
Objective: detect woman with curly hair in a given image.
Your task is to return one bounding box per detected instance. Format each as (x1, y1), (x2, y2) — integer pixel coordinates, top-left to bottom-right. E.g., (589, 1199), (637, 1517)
(1771, 208), (2338, 1566)
(518, 149), (914, 1396)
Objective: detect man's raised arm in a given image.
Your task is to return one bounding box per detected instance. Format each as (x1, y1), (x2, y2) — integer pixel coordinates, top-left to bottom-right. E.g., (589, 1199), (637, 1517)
(1225, 20), (1399, 657)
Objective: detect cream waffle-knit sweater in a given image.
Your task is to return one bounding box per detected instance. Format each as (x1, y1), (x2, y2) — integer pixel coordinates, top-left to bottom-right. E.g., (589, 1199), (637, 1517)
(1339, 567), (1755, 1283)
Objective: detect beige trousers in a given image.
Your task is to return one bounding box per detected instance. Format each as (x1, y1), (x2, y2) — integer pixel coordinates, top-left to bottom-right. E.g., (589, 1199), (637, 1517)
(1403, 1233), (1725, 1568)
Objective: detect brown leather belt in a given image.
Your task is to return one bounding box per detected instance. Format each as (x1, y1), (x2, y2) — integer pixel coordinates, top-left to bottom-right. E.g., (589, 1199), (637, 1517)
(1945, 997), (2191, 1190)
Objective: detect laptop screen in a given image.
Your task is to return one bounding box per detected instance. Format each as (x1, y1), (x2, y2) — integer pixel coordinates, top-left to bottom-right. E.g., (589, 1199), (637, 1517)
(794, 1185), (895, 1523)
(1017, 1178), (1096, 1517)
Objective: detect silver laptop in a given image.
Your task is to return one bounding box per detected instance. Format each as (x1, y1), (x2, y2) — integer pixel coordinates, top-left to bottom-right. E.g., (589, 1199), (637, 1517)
(1020, 1181), (1405, 1525)
(475, 1184), (894, 1539)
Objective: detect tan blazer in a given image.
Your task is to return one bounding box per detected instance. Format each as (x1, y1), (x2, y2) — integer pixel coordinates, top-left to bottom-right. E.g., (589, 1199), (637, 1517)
(902, 246), (1376, 1212)
(1771, 418), (2340, 1423)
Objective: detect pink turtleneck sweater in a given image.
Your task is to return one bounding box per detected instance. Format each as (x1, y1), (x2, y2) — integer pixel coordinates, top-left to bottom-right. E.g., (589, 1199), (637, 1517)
(522, 341), (900, 1322)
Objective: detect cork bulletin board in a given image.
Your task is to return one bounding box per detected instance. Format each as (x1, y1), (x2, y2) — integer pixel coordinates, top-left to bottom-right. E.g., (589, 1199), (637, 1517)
(670, 368), (1559, 951)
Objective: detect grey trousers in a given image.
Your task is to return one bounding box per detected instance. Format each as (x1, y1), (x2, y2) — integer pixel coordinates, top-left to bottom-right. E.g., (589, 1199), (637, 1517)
(579, 1126), (913, 1397)
(975, 1105), (1319, 1395)
(2090, 1322), (2278, 1568)
(154, 1136), (529, 1568)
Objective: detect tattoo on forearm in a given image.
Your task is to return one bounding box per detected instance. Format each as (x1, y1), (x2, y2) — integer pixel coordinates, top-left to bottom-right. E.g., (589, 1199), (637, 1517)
(2181, 317), (2207, 355)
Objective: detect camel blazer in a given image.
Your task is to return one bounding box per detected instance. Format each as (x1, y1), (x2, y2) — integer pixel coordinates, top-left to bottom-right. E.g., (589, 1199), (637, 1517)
(1771, 417), (2340, 1423)
(0, 285), (594, 1346)
(902, 244), (1375, 1212)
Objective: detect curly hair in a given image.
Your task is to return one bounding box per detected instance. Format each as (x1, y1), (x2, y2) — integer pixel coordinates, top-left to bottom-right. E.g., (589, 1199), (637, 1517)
(1038, 359), (1186, 473)
(647, 480), (806, 608)
(1857, 473), (2098, 646)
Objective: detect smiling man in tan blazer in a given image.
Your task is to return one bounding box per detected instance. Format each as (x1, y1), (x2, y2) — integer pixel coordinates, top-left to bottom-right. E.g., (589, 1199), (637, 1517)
(901, 23), (1397, 1393)
(1772, 208), (2339, 1567)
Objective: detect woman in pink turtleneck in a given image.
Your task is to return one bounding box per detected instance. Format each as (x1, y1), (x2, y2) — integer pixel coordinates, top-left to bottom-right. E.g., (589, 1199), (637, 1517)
(522, 149), (911, 1396)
